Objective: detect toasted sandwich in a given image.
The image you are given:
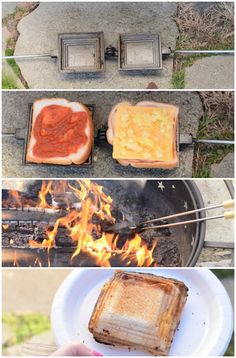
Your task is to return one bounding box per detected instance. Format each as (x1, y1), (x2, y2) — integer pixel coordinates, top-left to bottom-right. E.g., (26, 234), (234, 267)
(89, 270), (188, 356)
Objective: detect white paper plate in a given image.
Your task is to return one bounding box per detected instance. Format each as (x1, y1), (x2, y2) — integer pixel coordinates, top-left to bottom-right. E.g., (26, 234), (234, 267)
(51, 268), (233, 356)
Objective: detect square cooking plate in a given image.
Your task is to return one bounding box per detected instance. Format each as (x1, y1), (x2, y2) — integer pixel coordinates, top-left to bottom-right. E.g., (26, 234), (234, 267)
(23, 104), (95, 167)
(58, 32), (162, 73)
(58, 32), (105, 73)
(119, 33), (162, 71)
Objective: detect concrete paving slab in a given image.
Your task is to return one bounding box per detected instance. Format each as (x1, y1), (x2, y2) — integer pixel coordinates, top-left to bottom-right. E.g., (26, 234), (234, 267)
(196, 179), (234, 267)
(2, 90), (202, 178)
(196, 180), (234, 243)
(14, 2), (178, 89)
(2, 2), (19, 19)
(185, 55), (234, 89)
(197, 249), (233, 267)
(221, 277), (234, 306)
(210, 152), (234, 178)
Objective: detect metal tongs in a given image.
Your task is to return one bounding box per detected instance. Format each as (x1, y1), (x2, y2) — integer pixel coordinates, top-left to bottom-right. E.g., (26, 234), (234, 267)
(104, 199), (235, 235)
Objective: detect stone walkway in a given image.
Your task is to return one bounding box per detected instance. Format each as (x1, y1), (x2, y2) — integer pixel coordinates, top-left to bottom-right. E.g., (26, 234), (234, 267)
(2, 90), (203, 178)
(2, 2), (20, 18)
(2, 3), (235, 90)
(185, 55), (234, 89)
(211, 152), (234, 178)
(14, 2), (178, 89)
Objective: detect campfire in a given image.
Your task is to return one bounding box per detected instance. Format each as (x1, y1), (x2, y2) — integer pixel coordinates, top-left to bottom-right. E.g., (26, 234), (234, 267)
(2, 180), (158, 267)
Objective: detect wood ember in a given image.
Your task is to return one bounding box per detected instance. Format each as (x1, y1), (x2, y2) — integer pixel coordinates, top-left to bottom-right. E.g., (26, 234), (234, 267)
(153, 237), (181, 267)
(55, 228), (76, 247)
(2, 220), (181, 266)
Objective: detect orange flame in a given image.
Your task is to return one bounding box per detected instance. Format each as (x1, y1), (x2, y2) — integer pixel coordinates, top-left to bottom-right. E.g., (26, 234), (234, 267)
(27, 180), (156, 267)
(2, 224), (9, 230)
(34, 257), (42, 267)
(37, 181), (53, 208)
(13, 250), (19, 267)
(8, 190), (22, 208)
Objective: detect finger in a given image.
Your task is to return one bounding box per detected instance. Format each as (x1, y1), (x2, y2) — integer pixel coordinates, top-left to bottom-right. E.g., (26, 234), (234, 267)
(51, 342), (103, 356)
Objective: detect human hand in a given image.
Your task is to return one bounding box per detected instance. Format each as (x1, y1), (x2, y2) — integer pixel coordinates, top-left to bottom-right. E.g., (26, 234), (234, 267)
(51, 342), (103, 356)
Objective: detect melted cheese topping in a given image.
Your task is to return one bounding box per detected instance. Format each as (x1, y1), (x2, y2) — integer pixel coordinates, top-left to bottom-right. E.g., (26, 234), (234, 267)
(113, 105), (176, 161)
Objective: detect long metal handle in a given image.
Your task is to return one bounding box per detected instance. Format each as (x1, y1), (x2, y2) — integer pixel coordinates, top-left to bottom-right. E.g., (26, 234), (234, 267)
(2, 54), (53, 59)
(141, 211), (234, 231)
(2, 133), (15, 137)
(173, 50), (234, 55)
(193, 138), (234, 145)
(139, 199), (235, 226)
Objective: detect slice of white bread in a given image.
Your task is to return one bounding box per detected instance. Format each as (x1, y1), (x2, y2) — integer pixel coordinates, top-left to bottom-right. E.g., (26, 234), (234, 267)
(106, 101), (179, 169)
(26, 98), (94, 165)
(88, 270), (188, 356)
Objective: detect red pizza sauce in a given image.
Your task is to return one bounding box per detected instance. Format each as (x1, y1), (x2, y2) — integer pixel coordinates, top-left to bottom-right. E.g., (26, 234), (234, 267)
(32, 105), (89, 158)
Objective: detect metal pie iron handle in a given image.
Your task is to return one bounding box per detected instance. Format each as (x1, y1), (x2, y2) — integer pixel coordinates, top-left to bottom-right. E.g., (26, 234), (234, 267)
(2, 49), (58, 60)
(105, 45), (118, 60)
(96, 127), (108, 142)
(96, 130), (234, 146)
(161, 46), (172, 59)
(162, 47), (234, 60)
(180, 134), (234, 146)
(15, 127), (27, 140)
(2, 127), (26, 140)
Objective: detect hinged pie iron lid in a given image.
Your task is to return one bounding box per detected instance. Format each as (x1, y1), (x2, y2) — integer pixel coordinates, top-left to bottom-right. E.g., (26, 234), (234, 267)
(58, 32), (105, 73)
(118, 33), (162, 71)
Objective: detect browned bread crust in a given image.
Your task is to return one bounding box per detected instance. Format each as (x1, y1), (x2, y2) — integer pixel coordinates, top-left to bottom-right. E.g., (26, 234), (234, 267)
(89, 270), (188, 356)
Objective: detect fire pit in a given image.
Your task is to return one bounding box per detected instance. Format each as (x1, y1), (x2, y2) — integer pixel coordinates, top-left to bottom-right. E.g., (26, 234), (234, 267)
(2, 179), (208, 267)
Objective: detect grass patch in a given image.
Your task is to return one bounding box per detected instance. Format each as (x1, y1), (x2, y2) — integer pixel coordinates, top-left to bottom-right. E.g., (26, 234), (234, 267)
(175, 3), (234, 50)
(3, 312), (50, 347)
(172, 3), (234, 89)
(193, 139), (233, 178)
(2, 74), (19, 89)
(193, 92), (234, 178)
(225, 333), (234, 356)
(172, 54), (208, 88)
(2, 5), (32, 26)
(172, 68), (185, 89)
(211, 269), (234, 280)
(5, 47), (21, 77)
